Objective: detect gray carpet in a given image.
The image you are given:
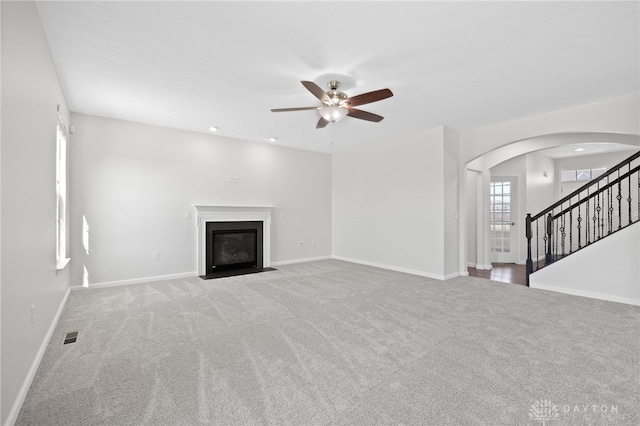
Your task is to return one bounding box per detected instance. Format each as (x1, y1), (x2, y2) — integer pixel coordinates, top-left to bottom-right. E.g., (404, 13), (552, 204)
(16, 260), (640, 425)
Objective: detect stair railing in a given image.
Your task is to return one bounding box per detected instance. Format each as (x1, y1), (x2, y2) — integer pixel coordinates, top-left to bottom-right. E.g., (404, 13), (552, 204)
(525, 150), (640, 286)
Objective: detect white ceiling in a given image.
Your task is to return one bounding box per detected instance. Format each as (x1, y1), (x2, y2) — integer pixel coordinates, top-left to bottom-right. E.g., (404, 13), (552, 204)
(36, 1), (640, 154)
(540, 142), (639, 159)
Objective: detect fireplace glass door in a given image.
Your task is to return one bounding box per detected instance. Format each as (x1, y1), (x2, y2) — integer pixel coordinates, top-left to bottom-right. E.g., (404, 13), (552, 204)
(212, 229), (257, 270)
(205, 221), (263, 276)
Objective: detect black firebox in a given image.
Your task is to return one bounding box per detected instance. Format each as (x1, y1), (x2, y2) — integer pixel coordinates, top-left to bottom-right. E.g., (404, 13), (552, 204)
(203, 221), (272, 279)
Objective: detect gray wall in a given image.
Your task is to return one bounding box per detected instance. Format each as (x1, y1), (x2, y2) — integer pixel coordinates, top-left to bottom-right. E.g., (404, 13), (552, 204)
(1, 2), (71, 423)
(69, 114), (332, 286)
(530, 222), (640, 305)
(332, 127), (455, 279)
(2, 2), (639, 422)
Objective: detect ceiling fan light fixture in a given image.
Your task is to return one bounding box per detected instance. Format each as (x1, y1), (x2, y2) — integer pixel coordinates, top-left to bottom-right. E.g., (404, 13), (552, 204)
(319, 105), (348, 123)
(271, 80), (393, 129)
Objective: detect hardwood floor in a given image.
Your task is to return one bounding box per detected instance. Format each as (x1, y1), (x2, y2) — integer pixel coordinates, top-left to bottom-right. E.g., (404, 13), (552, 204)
(467, 263), (527, 286)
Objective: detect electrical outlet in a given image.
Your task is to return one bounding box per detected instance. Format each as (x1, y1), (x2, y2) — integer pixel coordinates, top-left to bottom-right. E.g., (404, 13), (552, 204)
(153, 251), (159, 260)
(31, 305), (35, 325)
(184, 210), (191, 219)
(311, 240), (316, 246)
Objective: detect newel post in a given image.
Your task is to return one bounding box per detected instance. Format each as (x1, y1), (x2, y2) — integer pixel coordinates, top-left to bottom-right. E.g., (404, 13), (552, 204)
(525, 213), (532, 287)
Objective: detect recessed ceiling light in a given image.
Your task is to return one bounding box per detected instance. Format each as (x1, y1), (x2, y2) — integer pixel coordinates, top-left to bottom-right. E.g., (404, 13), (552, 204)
(208, 126), (218, 132)
(574, 148), (585, 152)
(269, 137), (278, 142)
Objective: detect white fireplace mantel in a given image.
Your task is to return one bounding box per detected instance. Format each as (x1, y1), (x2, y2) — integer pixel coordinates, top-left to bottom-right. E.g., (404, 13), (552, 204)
(193, 205), (273, 275)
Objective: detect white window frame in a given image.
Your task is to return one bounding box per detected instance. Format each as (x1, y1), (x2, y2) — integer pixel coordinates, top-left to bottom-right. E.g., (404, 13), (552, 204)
(560, 167), (607, 183)
(56, 106), (70, 270)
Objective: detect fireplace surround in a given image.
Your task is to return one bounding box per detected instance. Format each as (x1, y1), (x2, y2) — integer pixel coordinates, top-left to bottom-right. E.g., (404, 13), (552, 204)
(193, 206), (272, 278)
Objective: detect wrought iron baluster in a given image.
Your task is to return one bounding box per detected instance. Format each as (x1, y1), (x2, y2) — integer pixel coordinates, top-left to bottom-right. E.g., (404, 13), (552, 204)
(591, 192), (597, 243)
(617, 178), (623, 230)
(545, 213), (553, 265)
(608, 185), (613, 235)
(535, 219), (539, 271)
(596, 182), (602, 240)
(560, 207), (566, 256)
(628, 165), (632, 226)
(526, 214), (532, 287)
(576, 194), (582, 249)
(586, 189), (590, 245)
(554, 212), (559, 259)
(569, 208), (573, 253)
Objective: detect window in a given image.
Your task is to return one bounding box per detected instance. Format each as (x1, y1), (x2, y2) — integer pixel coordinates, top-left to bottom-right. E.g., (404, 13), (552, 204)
(560, 167), (606, 182)
(56, 107), (70, 270)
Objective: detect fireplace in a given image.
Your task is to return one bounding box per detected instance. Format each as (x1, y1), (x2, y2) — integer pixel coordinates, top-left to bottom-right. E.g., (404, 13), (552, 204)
(207, 221), (262, 274)
(193, 206), (273, 279)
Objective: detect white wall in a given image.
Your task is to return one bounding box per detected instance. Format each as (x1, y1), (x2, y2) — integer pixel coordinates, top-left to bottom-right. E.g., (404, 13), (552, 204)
(525, 152), (556, 218)
(332, 127), (455, 279)
(530, 222), (640, 305)
(443, 127), (461, 278)
(1, 2), (71, 424)
(461, 95), (640, 164)
(69, 114), (332, 286)
(1, 3), (638, 423)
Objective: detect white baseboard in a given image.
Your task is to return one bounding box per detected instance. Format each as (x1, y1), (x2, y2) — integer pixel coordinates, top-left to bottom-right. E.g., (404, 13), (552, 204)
(530, 283), (640, 306)
(73, 260), (334, 291)
(467, 262), (476, 268)
(277, 256), (464, 280)
(271, 255), (332, 266)
(5, 287), (71, 426)
(332, 255), (447, 280)
(475, 264), (493, 270)
(73, 271), (198, 291)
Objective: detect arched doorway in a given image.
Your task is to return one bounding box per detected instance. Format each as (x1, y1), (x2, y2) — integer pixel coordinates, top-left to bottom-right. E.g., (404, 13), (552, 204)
(462, 132), (639, 279)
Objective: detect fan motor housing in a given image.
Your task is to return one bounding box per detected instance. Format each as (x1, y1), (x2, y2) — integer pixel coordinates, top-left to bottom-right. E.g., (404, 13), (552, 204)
(326, 81), (348, 105)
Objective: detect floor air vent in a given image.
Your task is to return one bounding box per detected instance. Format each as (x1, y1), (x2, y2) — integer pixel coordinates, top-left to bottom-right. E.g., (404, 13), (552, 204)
(63, 331), (78, 345)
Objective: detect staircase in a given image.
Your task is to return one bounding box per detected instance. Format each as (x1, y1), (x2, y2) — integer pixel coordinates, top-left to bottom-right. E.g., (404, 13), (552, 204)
(525, 150), (640, 286)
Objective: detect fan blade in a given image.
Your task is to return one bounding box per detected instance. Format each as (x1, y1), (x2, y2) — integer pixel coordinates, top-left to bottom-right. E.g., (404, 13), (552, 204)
(347, 108), (384, 122)
(302, 81), (331, 103)
(316, 117), (329, 129)
(271, 106), (319, 112)
(345, 88), (393, 107)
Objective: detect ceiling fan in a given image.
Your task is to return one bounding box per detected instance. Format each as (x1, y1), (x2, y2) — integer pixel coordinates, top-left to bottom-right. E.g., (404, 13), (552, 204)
(271, 80), (393, 129)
